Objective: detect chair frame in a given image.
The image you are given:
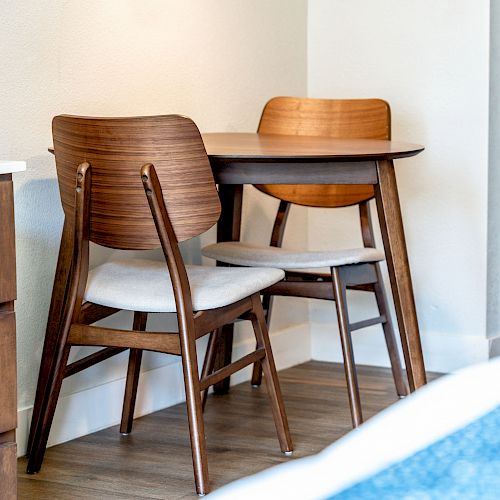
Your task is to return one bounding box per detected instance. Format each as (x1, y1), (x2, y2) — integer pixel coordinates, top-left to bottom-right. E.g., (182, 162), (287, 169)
(249, 198), (408, 427)
(26, 116), (292, 496)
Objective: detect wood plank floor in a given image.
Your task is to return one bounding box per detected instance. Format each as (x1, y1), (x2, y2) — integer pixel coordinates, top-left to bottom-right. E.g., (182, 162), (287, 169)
(17, 361), (425, 499)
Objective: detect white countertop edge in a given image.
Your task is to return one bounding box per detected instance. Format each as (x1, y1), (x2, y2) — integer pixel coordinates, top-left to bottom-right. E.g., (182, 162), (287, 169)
(0, 161), (27, 174)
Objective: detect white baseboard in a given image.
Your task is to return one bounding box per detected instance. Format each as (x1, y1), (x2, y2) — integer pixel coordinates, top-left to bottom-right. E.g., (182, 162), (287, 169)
(17, 322), (310, 457)
(310, 322), (490, 373)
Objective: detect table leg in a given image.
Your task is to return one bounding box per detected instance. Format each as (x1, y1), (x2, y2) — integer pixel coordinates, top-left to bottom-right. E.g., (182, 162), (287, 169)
(212, 184), (243, 394)
(26, 217), (73, 455)
(374, 160), (427, 391)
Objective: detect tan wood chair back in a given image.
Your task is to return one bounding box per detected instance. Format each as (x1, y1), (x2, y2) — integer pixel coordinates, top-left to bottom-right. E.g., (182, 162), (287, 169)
(52, 115), (221, 249)
(255, 96), (391, 207)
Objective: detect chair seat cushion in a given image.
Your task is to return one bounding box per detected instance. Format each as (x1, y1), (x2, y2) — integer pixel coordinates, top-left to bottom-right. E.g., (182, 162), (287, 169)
(84, 258), (285, 313)
(202, 242), (385, 269)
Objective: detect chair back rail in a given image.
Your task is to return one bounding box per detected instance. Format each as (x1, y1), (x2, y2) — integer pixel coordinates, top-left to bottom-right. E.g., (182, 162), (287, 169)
(255, 96), (391, 208)
(52, 115), (221, 249)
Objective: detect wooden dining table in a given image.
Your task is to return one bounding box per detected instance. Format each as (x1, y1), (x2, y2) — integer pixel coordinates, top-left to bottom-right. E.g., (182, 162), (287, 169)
(201, 132), (426, 394)
(42, 132), (425, 415)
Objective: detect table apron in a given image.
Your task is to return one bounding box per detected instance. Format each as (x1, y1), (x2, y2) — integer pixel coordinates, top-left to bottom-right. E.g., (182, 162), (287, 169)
(211, 160), (378, 185)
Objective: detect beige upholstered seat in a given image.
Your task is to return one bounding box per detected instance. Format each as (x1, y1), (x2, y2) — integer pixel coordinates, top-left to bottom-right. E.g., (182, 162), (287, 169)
(85, 258), (285, 313)
(202, 242), (384, 270)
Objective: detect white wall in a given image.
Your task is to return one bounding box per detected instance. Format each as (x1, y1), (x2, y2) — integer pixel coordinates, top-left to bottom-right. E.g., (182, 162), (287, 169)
(307, 1), (491, 372)
(488, 0), (500, 348)
(0, 0), (310, 454)
(3, 0), (495, 455)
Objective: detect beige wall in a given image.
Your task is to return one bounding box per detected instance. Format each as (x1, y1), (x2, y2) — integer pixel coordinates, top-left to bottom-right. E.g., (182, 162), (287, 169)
(4, 0), (493, 454)
(0, 0), (308, 451)
(488, 1), (500, 344)
(307, 0), (491, 371)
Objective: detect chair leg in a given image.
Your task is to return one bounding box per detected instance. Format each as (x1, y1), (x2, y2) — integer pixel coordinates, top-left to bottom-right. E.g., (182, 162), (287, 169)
(200, 329), (220, 410)
(373, 263), (409, 397)
(27, 219), (74, 457)
(179, 326), (209, 495)
(120, 311), (148, 435)
(26, 336), (65, 461)
(27, 251), (83, 473)
(26, 341), (71, 473)
(250, 295), (293, 454)
(250, 294), (273, 387)
(331, 267), (363, 428)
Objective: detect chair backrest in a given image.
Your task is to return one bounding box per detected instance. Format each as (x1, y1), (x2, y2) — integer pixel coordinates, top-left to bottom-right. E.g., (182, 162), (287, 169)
(52, 114), (221, 250)
(255, 96), (391, 207)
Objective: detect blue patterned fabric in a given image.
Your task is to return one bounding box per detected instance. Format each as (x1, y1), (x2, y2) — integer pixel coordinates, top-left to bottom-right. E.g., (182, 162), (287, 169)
(328, 405), (500, 500)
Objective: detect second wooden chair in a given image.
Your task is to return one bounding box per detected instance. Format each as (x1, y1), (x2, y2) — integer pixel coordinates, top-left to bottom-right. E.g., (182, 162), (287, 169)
(202, 97), (408, 428)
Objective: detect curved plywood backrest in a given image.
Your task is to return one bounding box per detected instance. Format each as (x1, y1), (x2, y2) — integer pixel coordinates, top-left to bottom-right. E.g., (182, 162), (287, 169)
(255, 96), (391, 207)
(53, 115), (221, 250)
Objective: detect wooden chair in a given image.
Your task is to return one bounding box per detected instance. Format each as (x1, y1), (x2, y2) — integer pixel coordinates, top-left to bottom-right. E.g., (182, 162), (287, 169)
(26, 114), (292, 496)
(202, 97), (408, 428)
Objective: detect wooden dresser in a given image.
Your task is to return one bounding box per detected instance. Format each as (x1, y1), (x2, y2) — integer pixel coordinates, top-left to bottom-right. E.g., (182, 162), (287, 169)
(0, 161), (25, 500)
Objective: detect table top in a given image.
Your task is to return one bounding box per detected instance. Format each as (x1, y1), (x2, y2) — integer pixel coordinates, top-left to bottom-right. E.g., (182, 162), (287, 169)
(49, 133), (424, 162)
(202, 133), (424, 161)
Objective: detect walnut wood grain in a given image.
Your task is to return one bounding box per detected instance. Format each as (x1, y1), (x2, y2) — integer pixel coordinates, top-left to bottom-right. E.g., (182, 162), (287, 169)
(249, 294), (292, 453)
(0, 173), (17, 500)
(202, 134), (422, 161)
(194, 296), (252, 338)
(30, 116), (292, 496)
(349, 315), (386, 332)
(257, 183), (376, 207)
(141, 163), (291, 493)
(64, 347), (127, 378)
(120, 311), (148, 435)
(263, 280), (334, 300)
(210, 159), (378, 185)
(27, 217), (74, 459)
(0, 175), (16, 303)
(199, 348), (266, 391)
(255, 97), (390, 207)
(0, 442), (16, 500)
(78, 302), (119, 325)
(0, 309), (16, 434)
(332, 267), (363, 427)
(212, 184), (243, 394)
(251, 200), (290, 385)
(68, 324), (181, 355)
(53, 115), (221, 248)
(27, 163), (92, 474)
(258, 96), (391, 139)
(375, 160), (427, 389)
(200, 329), (219, 409)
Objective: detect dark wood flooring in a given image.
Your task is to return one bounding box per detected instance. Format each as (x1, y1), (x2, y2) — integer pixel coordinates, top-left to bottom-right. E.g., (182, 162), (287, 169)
(17, 361), (418, 499)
